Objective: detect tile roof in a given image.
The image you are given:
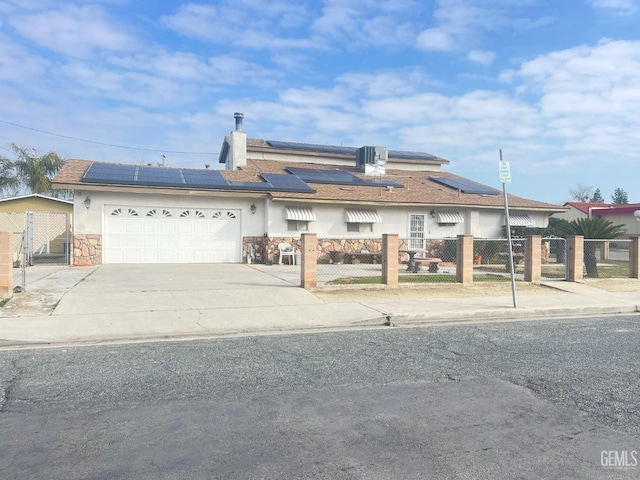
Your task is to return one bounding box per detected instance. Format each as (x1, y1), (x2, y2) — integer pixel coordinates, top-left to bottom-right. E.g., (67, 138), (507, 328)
(53, 158), (565, 212)
(563, 202), (609, 214)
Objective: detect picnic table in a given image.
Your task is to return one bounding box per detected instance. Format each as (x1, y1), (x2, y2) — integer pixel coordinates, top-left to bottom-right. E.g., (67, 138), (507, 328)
(400, 250), (442, 273)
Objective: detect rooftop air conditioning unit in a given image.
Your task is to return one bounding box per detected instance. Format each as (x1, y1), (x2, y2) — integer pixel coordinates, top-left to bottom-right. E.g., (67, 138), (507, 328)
(356, 146), (387, 175)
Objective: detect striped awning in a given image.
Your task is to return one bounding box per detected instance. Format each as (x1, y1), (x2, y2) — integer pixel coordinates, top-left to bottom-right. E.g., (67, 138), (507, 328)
(436, 211), (464, 224)
(504, 214), (536, 227)
(345, 209), (382, 223)
(285, 206), (316, 221)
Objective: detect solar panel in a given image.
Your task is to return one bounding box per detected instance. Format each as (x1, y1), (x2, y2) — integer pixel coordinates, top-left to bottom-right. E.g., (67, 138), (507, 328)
(429, 176), (498, 195)
(287, 167), (403, 188)
(389, 149), (436, 161)
(261, 173), (316, 193)
(137, 166), (184, 186)
(267, 140), (356, 156)
(182, 169), (228, 188)
(80, 163), (316, 193)
(82, 163), (137, 184)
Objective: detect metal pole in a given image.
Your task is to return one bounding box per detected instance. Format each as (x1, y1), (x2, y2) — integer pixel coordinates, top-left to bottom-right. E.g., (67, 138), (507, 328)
(500, 150), (517, 308)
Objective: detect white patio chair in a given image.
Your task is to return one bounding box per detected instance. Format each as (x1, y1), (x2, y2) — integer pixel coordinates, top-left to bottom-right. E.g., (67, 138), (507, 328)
(278, 242), (296, 265)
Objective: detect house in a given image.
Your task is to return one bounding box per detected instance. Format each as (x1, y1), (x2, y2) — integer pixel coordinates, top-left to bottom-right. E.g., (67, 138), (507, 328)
(554, 202), (640, 237)
(52, 113), (566, 265)
(0, 194), (72, 265)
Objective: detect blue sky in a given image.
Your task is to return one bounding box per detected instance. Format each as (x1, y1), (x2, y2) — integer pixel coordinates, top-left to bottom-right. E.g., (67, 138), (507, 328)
(1, 0), (639, 204)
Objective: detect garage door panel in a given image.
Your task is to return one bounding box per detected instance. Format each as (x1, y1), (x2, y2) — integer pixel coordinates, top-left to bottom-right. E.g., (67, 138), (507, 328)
(105, 206), (241, 264)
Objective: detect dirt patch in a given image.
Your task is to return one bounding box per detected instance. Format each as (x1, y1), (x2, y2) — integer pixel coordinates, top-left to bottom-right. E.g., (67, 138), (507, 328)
(582, 278), (640, 292)
(312, 282), (561, 302)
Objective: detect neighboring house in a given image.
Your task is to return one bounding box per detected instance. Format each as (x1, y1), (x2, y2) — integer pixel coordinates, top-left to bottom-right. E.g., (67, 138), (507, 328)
(0, 194), (73, 264)
(554, 202), (640, 237)
(52, 113), (566, 266)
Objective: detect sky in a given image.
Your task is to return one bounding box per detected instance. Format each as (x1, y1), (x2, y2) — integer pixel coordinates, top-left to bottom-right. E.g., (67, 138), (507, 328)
(1, 0), (639, 205)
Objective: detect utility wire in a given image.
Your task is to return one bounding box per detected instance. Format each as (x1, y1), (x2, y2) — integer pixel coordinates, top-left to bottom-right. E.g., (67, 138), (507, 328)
(0, 118), (217, 155)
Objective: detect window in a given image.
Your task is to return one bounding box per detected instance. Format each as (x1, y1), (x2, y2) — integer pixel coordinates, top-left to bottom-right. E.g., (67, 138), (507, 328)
(347, 222), (373, 233)
(409, 214), (425, 250)
(288, 220), (309, 231)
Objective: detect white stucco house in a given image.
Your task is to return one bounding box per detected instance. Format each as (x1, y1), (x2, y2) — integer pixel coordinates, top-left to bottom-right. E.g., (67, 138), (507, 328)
(52, 113), (566, 265)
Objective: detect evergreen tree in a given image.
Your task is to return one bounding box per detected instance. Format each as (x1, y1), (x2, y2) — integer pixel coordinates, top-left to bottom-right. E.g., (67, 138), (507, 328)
(590, 189), (604, 203)
(611, 187), (629, 204)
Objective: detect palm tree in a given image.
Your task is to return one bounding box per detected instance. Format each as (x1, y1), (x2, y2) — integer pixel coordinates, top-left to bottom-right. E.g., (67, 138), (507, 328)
(0, 156), (20, 198)
(10, 144), (65, 195)
(555, 217), (626, 277)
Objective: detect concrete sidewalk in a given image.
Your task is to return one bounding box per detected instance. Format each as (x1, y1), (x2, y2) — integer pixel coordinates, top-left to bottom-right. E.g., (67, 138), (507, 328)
(0, 264), (639, 348)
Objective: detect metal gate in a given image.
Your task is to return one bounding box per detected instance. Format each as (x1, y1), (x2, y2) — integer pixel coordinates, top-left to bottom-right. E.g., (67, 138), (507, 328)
(542, 237), (567, 280)
(25, 212), (71, 265)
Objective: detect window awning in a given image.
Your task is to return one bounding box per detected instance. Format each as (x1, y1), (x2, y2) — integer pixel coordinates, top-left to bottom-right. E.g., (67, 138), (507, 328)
(436, 212), (465, 224)
(504, 214), (536, 227)
(285, 206), (316, 221)
(345, 209), (382, 223)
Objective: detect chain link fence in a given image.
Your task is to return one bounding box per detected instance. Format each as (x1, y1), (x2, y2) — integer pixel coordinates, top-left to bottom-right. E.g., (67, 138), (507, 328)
(317, 237), (383, 286)
(26, 212), (71, 266)
(472, 238), (525, 281)
(398, 237), (457, 283)
(584, 239), (630, 279)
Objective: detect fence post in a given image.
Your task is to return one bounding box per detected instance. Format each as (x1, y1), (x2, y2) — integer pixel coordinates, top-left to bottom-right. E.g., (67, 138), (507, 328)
(382, 234), (399, 286)
(629, 236), (640, 280)
(301, 233), (317, 288)
(524, 235), (542, 283)
(567, 235), (584, 282)
(456, 235), (473, 285)
(0, 232), (13, 297)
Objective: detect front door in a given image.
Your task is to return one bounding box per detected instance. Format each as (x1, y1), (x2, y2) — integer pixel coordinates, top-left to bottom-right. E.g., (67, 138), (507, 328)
(409, 214), (426, 250)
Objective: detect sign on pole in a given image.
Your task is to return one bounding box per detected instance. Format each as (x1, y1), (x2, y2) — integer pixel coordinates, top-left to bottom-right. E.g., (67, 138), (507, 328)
(499, 160), (511, 183)
(499, 150), (517, 309)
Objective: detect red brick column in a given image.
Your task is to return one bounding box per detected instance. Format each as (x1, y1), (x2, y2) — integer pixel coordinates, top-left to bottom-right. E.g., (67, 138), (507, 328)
(456, 235), (473, 285)
(0, 232), (13, 297)
(382, 234), (399, 286)
(629, 236), (640, 280)
(567, 235), (584, 282)
(301, 233), (317, 288)
(524, 235), (542, 283)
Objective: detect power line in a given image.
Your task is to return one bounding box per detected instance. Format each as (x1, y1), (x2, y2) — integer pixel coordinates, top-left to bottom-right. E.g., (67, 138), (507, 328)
(0, 118), (218, 155)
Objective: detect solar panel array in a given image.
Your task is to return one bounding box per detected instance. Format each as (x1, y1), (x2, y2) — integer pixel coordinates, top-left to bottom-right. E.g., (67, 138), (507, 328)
(81, 163), (316, 193)
(429, 176), (498, 195)
(286, 167), (404, 188)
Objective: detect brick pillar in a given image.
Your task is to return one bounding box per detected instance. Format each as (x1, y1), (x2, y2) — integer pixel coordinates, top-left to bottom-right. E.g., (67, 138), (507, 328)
(382, 234), (399, 286)
(524, 235), (542, 283)
(456, 235), (473, 285)
(301, 233), (317, 289)
(600, 241), (609, 260)
(567, 235), (584, 282)
(0, 232), (13, 297)
(629, 236), (640, 280)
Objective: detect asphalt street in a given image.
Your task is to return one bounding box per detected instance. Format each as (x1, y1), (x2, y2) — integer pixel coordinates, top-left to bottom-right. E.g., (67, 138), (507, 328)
(1, 315), (640, 479)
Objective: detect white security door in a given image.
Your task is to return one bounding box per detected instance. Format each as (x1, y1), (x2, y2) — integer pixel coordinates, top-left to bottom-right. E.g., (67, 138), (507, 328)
(104, 206), (241, 264)
(409, 214), (426, 250)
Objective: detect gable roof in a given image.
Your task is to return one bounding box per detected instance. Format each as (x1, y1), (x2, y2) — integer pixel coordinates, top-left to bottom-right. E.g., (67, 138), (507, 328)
(563, 202), (609, 214)
(0, 193), (72, 205)
(53, 158), (565, 212)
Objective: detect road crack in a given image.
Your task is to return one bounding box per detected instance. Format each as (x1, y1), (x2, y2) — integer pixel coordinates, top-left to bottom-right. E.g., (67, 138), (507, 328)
(1, 359), (22, 413)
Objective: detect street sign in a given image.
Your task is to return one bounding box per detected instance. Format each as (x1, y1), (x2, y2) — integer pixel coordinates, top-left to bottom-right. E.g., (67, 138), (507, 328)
(499, 160), (511, 183)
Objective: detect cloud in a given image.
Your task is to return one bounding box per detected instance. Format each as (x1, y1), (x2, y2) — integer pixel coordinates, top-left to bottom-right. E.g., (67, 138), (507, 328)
(9, 4), (137, 57)
(588, 0), (638, 16)
(467, 49), (496, 65)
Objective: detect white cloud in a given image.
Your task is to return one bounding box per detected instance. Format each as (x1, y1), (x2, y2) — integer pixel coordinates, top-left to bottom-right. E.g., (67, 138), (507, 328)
(467, 49), (496, 65)
(9, 4), (137, 57)
(589, 0), (638, 16)
(416, 28), (456, 51)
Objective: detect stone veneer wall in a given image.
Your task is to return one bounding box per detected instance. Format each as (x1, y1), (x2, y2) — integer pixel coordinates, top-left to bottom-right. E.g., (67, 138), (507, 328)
(74, 234), (102, 266)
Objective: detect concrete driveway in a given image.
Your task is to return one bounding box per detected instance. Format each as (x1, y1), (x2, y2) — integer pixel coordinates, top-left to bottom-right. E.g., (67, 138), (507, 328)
(1, 264), (384, 344)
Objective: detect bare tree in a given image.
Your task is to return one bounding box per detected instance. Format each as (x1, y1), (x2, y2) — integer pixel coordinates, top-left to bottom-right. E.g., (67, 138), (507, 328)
(568, 183), (593, 203)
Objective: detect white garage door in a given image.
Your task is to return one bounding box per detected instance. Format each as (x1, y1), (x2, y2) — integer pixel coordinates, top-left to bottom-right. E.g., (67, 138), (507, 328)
(104, 206), (241, 264)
